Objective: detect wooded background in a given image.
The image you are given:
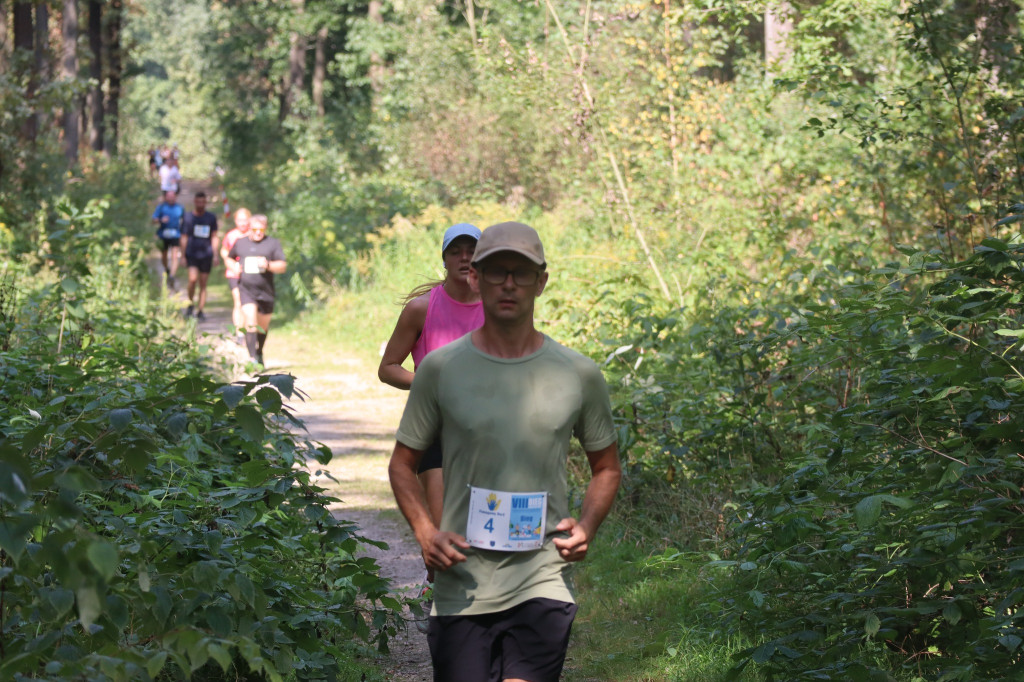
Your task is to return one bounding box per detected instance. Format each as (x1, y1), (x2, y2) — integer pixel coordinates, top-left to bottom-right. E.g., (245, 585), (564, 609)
(1, 1), (1022, 680)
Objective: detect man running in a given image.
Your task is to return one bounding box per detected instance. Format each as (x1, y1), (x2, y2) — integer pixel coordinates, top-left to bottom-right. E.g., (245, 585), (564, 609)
(220, 208), (252, 343)
(152, 190), (185, 289)
(180, 191), (219, 320)
(159, 156), (181, 194)
(388, 222), (621, 682)
(227, 214), (287, 367)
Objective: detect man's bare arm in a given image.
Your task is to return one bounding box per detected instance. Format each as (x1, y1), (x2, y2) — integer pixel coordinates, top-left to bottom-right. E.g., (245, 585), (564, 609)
(389, 440), (468, 570)
(553, 442), (621, 562)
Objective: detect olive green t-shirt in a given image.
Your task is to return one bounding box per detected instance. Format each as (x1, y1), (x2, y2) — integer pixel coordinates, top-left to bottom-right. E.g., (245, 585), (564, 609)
(396, 333), (617, 616)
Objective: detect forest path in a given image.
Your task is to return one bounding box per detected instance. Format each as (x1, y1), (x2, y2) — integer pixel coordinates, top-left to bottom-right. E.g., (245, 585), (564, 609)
(159, 177), (432, 680)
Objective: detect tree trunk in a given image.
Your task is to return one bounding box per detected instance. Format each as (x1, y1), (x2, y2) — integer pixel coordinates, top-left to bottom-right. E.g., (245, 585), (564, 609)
(104, 0), (122, 155)
(368, 0), (383, 93)
(279, 0), (306, 122)
(34, 2), (48, 79)
(312, 24), (327, 117)
(14, 2), (36, 142)
(62, 0), (80, 166)
(0, 2), (8, 74)
(33, 2), (49, 130)
(87, 0), (104, 153)
(765, 2), (794, 79)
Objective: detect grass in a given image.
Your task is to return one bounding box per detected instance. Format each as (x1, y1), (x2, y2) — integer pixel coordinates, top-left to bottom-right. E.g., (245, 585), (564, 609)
(564, 519), (754, 682)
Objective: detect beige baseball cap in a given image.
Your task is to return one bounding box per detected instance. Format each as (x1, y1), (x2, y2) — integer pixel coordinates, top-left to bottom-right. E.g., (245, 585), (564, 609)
(471, 222), (546, 266)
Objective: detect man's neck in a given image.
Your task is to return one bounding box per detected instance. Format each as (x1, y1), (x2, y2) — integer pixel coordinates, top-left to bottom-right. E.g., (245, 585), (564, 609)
(471, 324), (543, 359)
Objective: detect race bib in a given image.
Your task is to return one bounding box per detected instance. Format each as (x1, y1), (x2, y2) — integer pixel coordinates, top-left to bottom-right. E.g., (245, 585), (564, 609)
(243, 256), (263, 274)
(466, 486), (547, 551)
(193, 224), (211, 239)
(162, 227), (180, 240)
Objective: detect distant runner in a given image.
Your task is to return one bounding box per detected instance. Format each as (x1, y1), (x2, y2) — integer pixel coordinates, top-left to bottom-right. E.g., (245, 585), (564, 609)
(152, 190), (185, 289)
(220, 208), (251, 344)
(158, 157), (182, 194)
(227, 214), (287, 367)
(181, 191), (219, 320)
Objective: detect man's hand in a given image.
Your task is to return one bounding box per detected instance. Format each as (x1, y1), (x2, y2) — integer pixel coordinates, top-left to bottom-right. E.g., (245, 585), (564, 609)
(552, 517), (591, 562)
(422, 530), (470, 571)
(161, 216), (169, 224)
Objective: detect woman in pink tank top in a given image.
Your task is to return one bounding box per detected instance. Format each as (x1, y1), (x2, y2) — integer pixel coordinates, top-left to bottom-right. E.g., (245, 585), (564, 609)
(379, 223), (484, 528)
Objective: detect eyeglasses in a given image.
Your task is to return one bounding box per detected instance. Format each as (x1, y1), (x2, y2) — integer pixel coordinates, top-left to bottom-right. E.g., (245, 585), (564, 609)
(478, 265), (543, 286)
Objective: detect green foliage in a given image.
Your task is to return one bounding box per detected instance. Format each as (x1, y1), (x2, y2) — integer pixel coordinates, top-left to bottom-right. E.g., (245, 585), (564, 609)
(0, 201), (400, 681)
(707, 240), (1024, 680)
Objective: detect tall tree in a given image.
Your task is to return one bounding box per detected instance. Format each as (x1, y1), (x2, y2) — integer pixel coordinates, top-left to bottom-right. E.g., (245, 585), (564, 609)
(62, 0), (80, 165)
(279, 0), (306, 122)
(367, 0), (383, 93)
(104, 0), (122, 155)
(87, 0), (103, 152)
(765, 2), (794, 78)
(0, 2), (8, 74)
(14, 2), (36, 142)
(312, 22), (327, 117)
(33, 1), (49, 131)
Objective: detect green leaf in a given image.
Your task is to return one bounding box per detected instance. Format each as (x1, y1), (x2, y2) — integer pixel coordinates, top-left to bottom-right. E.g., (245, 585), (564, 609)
(864, 613), (881, 637)
(998, 634), (1022, 652)
(76, 583), (103, 630)
(217, 384), (246, 409)
(205, 606), (233, 636)
(255, 386), (283, 413)
(0, 517), (37, 562)
(146, 651), (168, 678)
(207, 643), (232, 673)
(994, 329), (1024, 337)
(60, 278), (80, 294)
(109, 408), (133, 431)
(751, 643), (775, 664)
(942, 601), (961, 625)
(235, 405), (265, 442)
(855, 496), (882, 529)
(267, 373), (295, 398)
(86, 540), (120, 580)
(46, 588), (75, 617)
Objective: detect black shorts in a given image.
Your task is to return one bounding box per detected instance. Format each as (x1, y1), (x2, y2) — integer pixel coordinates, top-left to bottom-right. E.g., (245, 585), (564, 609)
(418, 438), (443, 473)
(239, 287), (275, 314)
(227, 277), (240, 291)
(160, 237), (180, 251)
(428, 598), (577, 682)
(187, 256), (213, 274)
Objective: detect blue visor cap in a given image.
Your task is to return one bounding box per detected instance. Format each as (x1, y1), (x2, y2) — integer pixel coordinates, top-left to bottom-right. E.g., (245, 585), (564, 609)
(442, 223), (481, 254)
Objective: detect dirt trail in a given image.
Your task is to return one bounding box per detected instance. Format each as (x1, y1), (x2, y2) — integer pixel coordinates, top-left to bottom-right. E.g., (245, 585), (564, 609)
(161, 179), (431, 680)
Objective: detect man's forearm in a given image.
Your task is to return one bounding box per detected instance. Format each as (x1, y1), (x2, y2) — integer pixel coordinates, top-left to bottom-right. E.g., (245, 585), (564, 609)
(577, 464), (621, 538)
(388, 448), (436, 548)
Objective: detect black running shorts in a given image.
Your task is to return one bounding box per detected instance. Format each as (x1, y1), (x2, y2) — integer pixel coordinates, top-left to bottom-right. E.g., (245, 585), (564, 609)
(227, 277), (240, 291)
(427, 598), (577, 682)
(187, 256), (213, 274)
(160, 237), (180, 251)
(239, 287), (275, 314)
(418, 438), (443, 473)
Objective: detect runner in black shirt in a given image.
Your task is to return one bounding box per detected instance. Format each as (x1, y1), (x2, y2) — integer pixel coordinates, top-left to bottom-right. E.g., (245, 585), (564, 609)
(181, 192), (220, 320)
(227, 214), (287, 366)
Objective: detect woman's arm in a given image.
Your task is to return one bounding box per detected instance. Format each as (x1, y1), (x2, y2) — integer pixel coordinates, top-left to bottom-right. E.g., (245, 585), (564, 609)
(378, 294), (429, 389)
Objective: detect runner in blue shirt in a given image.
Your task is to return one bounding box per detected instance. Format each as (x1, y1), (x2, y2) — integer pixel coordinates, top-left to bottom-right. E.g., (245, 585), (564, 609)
(152, 190), (185, 289)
